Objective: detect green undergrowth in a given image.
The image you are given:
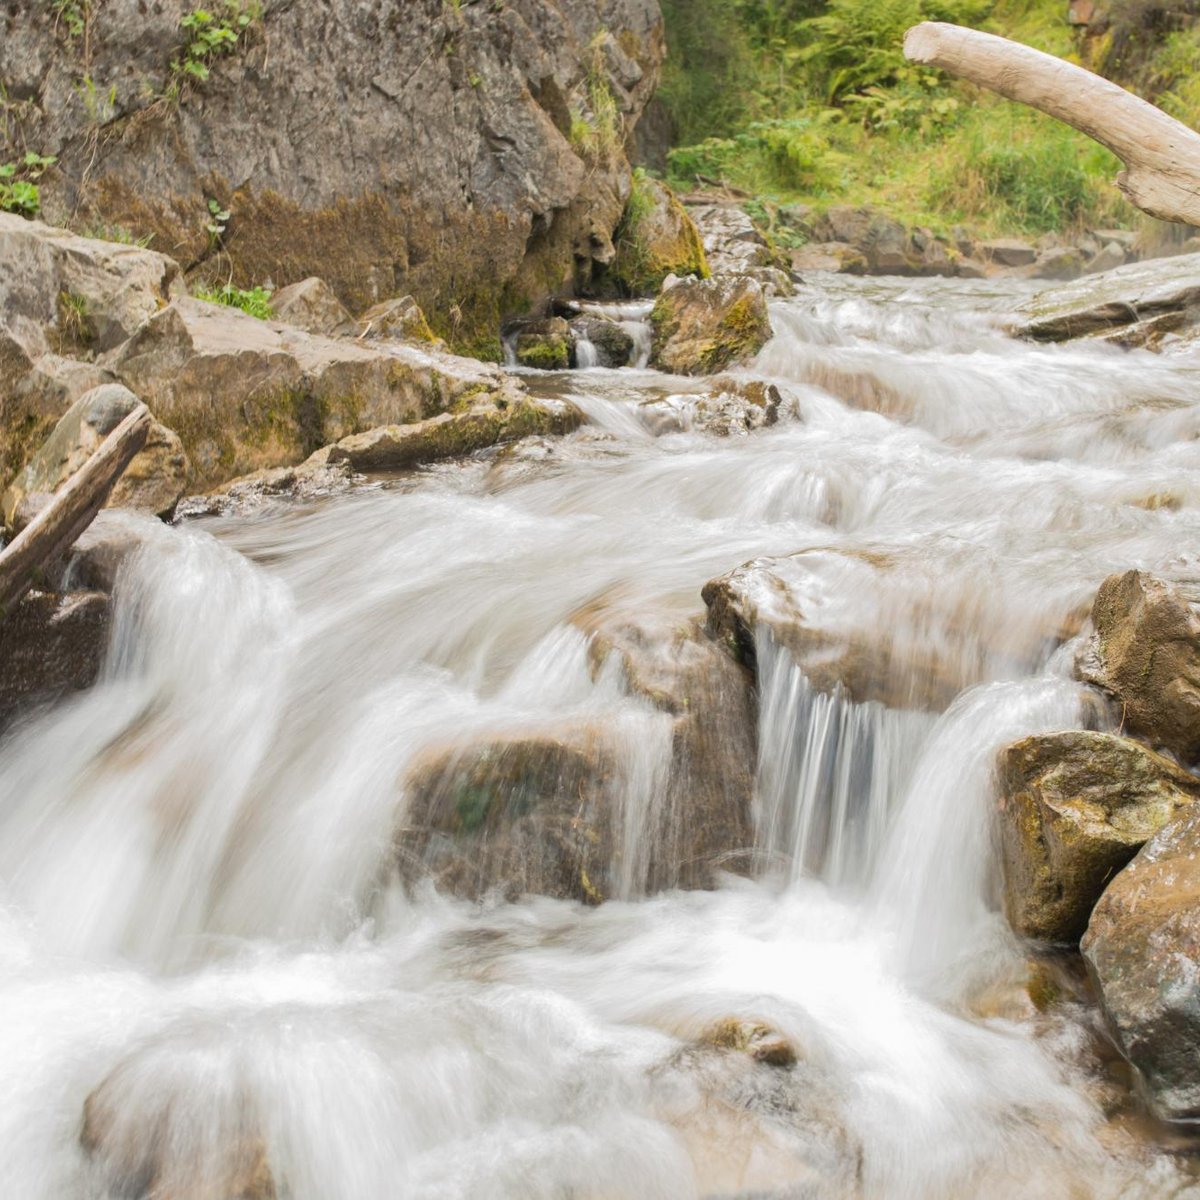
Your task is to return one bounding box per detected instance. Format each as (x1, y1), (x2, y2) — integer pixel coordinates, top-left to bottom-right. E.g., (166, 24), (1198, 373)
(657, 0), (1200, 239)
(193, 282), (274, 319)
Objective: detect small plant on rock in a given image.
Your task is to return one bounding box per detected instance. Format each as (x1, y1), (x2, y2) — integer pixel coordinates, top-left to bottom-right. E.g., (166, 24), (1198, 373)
(169, 1), (261, 89)
(194, 282), (274, 320)
(0, 152), (56, 217)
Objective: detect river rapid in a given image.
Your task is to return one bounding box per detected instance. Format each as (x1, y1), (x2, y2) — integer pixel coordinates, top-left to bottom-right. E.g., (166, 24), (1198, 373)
(2, 275), (1200, 1198)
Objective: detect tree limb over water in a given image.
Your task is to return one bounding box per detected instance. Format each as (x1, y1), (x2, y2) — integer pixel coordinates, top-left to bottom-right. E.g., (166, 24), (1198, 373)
(904, 21), (1200, 227)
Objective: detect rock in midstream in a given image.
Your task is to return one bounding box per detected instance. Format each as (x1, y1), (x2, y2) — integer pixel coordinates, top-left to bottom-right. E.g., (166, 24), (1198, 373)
(997, 731), (1200, 945)
(1083, 806), (1200, 1124)
(1077, 570), (1200, 767)
(649, 274), (773, 376)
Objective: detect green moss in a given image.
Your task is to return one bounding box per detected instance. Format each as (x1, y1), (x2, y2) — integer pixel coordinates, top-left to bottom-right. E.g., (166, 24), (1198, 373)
(515, 335), (570, 371)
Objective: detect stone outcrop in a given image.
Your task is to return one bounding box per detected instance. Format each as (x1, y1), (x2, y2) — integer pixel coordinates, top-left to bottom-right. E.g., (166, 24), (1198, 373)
(110, 297), (525, 489)
(1, 0), (665, 355)
(1016, 252), (1200, 344)
(649, 275), (772, 375)
(1077, 570), (1200, 766)
(1083, 807), (1200, 1123)
(268, 278), (357, 339)
(609, 177), (708, 294)
(637, 378), (783, 436)
(997, 731), (1200, 944)
(0, 589), (110, 735)
(2, 383), (187, 529)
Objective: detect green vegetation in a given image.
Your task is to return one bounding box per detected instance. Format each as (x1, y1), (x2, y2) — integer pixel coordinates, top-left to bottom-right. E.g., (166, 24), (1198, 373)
(170, 2), (261, 88)
(657, 0), (1200, 236)
(0, 152), (56, 217)
(570, 33), (623, 163)
(193, 283), (274, 320)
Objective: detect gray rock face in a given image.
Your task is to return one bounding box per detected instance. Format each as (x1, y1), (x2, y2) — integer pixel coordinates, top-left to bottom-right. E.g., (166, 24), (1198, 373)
(2, 0), (665, 352)
(998, 731), (1200, 945)
(1083, 807), (1200, 1123)
(1077, 571), (1200, 767)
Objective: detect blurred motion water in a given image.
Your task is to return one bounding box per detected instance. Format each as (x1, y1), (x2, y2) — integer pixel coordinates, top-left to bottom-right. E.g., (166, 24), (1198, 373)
(2, 275), (1200, 1197)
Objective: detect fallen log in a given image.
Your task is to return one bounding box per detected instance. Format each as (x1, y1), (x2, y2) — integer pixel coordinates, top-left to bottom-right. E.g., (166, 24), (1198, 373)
(903, 21), (1200, 227)
(0, 402), (150, 618)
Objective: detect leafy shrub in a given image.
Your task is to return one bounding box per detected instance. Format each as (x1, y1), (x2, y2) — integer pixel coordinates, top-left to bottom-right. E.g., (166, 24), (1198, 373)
(170, 1), (261, 87)
(193, 283), (274, 320)
(0, 152), (56, 217)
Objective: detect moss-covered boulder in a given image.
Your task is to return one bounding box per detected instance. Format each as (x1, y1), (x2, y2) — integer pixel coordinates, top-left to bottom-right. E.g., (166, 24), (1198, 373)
(610, 177), (708, 295)
(649, 275), (772, 375)
(997, 731), (1200, 945)
(514, 318), (573, 370)
(1083, 807), (1200, 1123)
(1077, 570), (1200, 766)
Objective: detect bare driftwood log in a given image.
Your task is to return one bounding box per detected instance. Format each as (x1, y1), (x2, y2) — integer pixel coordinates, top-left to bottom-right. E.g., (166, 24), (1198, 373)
(0, 403), (150, 617)
(904, 21), (1200, 226)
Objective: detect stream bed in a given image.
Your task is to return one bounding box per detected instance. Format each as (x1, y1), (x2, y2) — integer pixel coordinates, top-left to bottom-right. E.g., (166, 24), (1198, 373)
(2, 275), (1200, 1198)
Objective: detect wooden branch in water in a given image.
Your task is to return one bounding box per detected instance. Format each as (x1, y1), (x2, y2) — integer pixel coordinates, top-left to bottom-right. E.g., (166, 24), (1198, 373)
(0, 403), (150, 617)
(903, 21), (1200, 226)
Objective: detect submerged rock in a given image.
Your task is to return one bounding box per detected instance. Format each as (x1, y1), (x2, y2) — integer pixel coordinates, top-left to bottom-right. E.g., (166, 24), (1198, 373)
(649, 275), (772, 375)
(997, 731), (1200, 944)
(1, 383), (187, 530)
(1016, 251), (1200, 343)
(111, 297), (521, 490)
(1083, 807), (1200, 1123)
(0, 590), (110, 735)
(1077, 571), (1200, 766)
(637, 377), (783, 436)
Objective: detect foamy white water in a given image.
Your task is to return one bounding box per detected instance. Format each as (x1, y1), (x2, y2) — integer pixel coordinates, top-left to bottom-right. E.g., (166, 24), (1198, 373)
(2, 274), (1200, 1197)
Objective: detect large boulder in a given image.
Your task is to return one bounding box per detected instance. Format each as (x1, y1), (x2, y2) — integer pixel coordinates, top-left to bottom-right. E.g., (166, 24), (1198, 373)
(686, 204), (777, 277)
(649, 275), (772, 375)
(1083, 807), (1200, 1123)
(110, 297), (525, 490)
(2, 0), (665, 355)
(1016, 251), (1200, 343)
(0, 590), (110, 736)
(997, 731), (1200, 944)
(268, 278), (357, 338)
(609, 177), (708, 294)
(1, 383), (187, 528)
(1077, 571), (1200, 766)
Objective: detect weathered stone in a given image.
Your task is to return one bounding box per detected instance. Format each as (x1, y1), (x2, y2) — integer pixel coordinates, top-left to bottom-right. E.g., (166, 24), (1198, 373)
(1086, 242), (1126, 276)
(0, 590), (110, 734)
(357, 296), (441, 345)
(567, 316), (634, 367)
(399, 724), (618, 903)
(637, 378), (783, 436)
(322, 396), (582, 472)
(577, 609), (756, 890)
(685, 203), (772, 276)
(2, 383), (187, 529)
(1077, 571), (1200, 766)
(269, 278), (358, 338)
(1034, 247), (1085, 281)
(514, 318), (573, 370)
(998, 731), (1200, 944)
(610, 178), (708, 293)
(1083, 807), (1200, 1123)
(110, 297), (523, 489)
(789, 242), (868, 274)
(649, 275), (772, 375)
(810, 207), (920, 274)
(981, 238), (1038, 268)
(3, 1), (665, 354)
(1016, 251), (1200, 343)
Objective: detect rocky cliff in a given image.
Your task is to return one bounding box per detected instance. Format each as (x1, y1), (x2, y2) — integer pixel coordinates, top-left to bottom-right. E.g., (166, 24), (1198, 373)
(0, 0), (664, 356)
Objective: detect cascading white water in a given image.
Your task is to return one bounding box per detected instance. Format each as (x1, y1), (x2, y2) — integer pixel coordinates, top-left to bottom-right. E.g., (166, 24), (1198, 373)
(3, 274), (1200, 1197)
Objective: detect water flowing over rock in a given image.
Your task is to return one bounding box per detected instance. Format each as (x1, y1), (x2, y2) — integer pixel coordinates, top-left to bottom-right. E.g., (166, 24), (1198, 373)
(636, 377), (783, 436)
(1084, 807), (1200, 1123)
(1077, 570), (1200, 766)
(1016, 251), (1200, 343)
(1, 0), (665, 351)
(111, 297), (524, 489)
(649, 275), (772, 375)
(567, 316), (635, 368)
(998, 731), (1200, 944)
(1, 383), (187, 529)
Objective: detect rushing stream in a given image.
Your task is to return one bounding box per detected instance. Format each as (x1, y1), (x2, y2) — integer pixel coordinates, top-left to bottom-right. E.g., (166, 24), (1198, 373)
(3, 275), (1200, 1198)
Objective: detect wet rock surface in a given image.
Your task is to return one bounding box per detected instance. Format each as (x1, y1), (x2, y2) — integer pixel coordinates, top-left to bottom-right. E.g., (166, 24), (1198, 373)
(1084, 807), (1200, 1123)
(1077, 571), (1200, 766)
(998, 731), (1200, 944)
(649, 275), (772, 375)
(637, 378), (784, 436)
(567, 315), (635, 368)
